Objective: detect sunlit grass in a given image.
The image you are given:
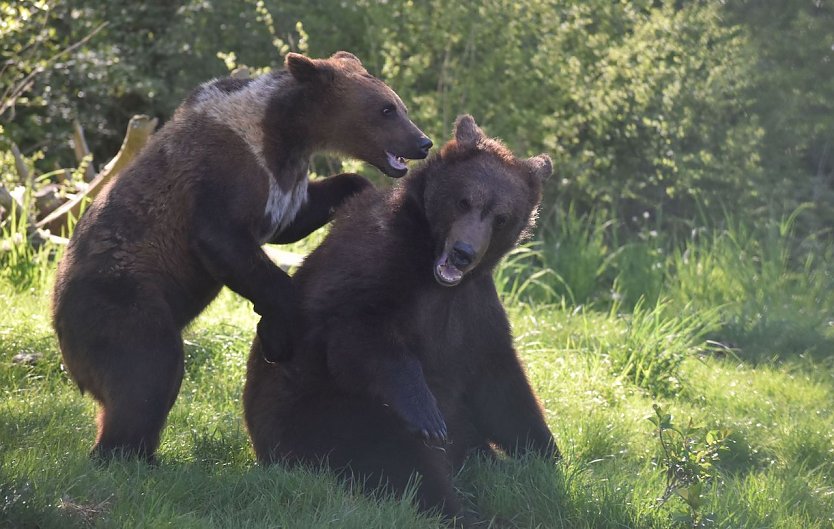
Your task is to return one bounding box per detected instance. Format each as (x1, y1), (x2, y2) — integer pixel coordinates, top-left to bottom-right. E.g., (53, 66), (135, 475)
(2, 209), (834, 527)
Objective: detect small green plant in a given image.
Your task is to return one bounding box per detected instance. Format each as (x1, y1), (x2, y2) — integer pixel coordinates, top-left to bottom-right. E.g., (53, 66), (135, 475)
(649, 404), (730, 528)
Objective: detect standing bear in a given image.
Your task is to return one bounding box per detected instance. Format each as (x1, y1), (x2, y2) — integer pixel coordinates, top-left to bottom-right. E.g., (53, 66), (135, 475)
(53, 51), (432, 461)
(244, 115), (558, 521)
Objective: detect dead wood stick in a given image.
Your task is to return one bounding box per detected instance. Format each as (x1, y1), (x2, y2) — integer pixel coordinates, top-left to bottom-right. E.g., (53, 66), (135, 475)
(0, 183), (17, 213)
(71, 119), (96, 182)
(10, 143), (31, 186)
(36, 114), (158, 236)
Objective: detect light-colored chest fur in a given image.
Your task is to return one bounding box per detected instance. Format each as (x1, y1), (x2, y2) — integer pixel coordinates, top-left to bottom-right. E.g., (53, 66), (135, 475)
(191, 74), (309, 242)
(261, 169), (308, 242)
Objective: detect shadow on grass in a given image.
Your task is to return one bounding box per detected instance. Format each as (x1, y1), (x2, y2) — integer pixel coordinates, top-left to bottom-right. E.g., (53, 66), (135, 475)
(712, 316), (834, 365)
(461, 454), (644, 529)
(714, 430), (765, 477)
(0, 474), (88, 529)
(1, 427), (616, 529)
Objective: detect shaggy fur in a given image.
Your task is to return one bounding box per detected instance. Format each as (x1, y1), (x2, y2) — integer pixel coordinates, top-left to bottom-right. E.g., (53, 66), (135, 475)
(53, 51), (432, 461)
(244, 116), (558, 522)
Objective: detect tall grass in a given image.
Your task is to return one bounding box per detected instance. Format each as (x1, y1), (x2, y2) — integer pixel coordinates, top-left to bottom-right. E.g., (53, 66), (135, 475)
(536, 205), (669, 309)
(493, 242), (560, 306)
(605, 298), (719, 395)
(532, 203), (834, 362)
(0, 194), (60, 292)
(538, 205), (614, 306)
(546, 298), (718, 396)
(669, 207), (834, 360)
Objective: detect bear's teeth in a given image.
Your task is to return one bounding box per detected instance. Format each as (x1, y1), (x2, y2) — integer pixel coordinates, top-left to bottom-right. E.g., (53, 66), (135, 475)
(386, 151), (408, 171)
(435, 262), (463, 285)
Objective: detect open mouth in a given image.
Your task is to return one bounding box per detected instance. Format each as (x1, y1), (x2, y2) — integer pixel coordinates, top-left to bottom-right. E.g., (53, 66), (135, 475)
(434, 251), (464, 287)
(386, 152), (408, 171)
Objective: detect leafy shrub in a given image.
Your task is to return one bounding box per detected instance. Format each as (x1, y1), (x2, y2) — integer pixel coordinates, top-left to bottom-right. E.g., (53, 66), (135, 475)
(649, 404), (730, 528)
(2, 0), (783, 230)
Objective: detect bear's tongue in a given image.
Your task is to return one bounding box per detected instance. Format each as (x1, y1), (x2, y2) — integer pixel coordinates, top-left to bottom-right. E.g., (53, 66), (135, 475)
(386, 151), (407, 171)
(434, 252), (463, 286)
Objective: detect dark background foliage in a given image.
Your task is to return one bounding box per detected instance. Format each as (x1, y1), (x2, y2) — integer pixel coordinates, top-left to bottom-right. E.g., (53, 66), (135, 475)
(3, 0), (833, 232)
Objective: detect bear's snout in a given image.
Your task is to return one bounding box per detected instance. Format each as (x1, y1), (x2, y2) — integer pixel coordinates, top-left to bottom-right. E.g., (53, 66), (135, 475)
(418, 136), (433, 157)
(450, 241), (476, 269)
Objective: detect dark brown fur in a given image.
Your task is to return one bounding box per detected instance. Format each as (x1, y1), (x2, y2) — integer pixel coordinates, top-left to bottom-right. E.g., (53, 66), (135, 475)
(53, 52), (432, 461)
(244, 116), (557, 521)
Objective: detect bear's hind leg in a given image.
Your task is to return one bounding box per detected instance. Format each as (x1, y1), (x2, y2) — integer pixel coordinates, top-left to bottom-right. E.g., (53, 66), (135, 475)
(274, 395), (465, 522)
(334, 415), (463, 521)
(92, 328), (184, 462)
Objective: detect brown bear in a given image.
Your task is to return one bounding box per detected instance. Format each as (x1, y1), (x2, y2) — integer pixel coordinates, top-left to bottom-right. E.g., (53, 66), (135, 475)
(243, 115), (558, 522)
(52, 51), (432, 461)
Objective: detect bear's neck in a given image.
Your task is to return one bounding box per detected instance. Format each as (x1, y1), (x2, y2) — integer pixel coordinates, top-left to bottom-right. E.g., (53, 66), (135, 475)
(389, 174), (480, 290)
(260, 73), (329, 191)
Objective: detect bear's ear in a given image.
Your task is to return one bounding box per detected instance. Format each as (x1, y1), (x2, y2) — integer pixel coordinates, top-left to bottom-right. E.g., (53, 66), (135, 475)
(330, 51), (366, 74)
(453, 114), (485, 148)
(525, 154), (553, 182)
(286, 53), (334, 84)
(331, 51), (362, 67)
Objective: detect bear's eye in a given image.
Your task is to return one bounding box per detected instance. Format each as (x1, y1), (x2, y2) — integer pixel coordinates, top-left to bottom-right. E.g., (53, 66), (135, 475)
(494, 214), (508, 228)
(457, 198), (471, 212)
(381, 104), (396, 117)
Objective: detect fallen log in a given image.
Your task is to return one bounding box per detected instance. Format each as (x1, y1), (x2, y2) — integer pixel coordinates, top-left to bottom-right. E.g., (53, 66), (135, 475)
(34, 184), (63, 218)
(36, 114), (158, 236)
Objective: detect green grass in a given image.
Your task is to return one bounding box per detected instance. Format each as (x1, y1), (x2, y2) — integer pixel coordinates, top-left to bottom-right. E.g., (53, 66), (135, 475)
(2, 209), (834, 528)
(2, 271), (833, 528)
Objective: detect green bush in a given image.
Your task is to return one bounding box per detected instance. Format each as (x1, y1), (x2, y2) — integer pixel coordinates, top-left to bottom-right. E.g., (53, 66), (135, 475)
(4, 0), (816, 230)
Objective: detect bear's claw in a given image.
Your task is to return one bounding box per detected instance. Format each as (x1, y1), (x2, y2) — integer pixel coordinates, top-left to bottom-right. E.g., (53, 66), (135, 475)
(399, 398), (448, 442)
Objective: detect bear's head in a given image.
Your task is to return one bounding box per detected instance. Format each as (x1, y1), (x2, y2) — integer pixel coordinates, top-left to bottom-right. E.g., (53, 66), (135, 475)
(286, 51), (432, 177)
(419, 115), (552, 287)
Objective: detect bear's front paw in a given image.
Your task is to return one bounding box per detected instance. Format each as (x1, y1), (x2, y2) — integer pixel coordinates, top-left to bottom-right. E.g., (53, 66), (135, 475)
(257, 316), (294, 363)
(394, 392), (448, 442)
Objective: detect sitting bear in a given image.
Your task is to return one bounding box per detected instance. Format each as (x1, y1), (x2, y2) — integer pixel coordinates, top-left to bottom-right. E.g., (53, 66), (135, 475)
(52, 51), (432, 461)
(243, 115), (558, 521)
